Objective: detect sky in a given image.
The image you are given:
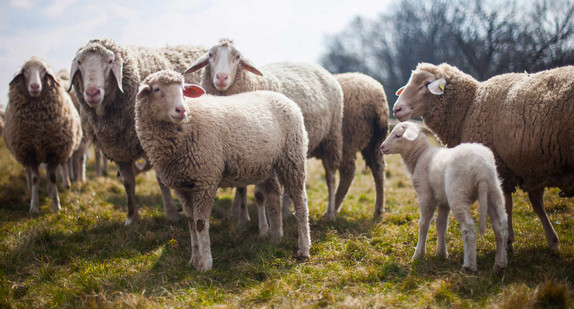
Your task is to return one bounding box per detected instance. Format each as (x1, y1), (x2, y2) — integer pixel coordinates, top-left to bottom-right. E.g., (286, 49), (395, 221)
(0, 0), (393, 110)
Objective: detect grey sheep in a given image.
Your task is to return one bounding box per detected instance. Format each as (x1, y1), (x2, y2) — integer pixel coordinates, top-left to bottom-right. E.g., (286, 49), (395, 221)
(134, 70), (310, 271)
(4, 57), (82, 214)
(381, 122), (507, 272)
(185, 38), (343, 225)
(69, 38), (207, 225)
(393, 62), (574, 251)
(334, 73), (389, 219)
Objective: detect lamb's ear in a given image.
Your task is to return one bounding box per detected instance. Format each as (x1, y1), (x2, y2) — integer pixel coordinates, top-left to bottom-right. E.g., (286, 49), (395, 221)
(111, 58), (124, 93)
(395, 85), (405, 96)
(403, 128), (418, 141)
(428, 78), (446, 95)
(183, 83), (205, 98)
(45, 68), (60, 86)
(240, 57), (263, 76)
(68, 59), (79, 92)
(184, 53), (210, 74)
(9, 69), (24, 87)
(136, 84), (151, 101)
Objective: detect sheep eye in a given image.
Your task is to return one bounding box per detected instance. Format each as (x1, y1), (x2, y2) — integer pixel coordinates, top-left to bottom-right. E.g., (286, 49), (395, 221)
(77, 60), (81, 65)
(235, 55), (240, 60)
(108, 60), (113, 64)
(395, 134), (401, 138)
(153, 87), (160, 92)
(208, 52), (213, 58)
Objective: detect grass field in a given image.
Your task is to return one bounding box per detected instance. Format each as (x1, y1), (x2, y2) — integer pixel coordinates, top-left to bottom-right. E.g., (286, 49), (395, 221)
(0, 134), (573, 308)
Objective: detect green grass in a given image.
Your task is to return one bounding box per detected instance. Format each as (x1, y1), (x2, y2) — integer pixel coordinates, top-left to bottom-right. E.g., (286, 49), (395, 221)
(0, 135), (573, 308)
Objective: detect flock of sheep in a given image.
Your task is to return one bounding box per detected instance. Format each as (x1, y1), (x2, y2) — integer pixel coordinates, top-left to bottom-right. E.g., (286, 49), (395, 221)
(2, 37), (573, 273)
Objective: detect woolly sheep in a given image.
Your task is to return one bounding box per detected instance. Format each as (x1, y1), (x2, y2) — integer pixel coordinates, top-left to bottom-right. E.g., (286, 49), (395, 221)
(69, 38), (207, 225)
(134, 70), (310, 271)
(380, 122), (508, 272)
(3, 57), (82, 214)
(185, 38), (343, 223)
(333, 73), (389, 218)
(393, 62), (574, 251)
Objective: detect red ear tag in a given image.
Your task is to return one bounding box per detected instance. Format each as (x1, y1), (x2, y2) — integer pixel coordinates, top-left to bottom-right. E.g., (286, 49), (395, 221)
(395, 86), (405, 96)
(183, 85), (205, 98)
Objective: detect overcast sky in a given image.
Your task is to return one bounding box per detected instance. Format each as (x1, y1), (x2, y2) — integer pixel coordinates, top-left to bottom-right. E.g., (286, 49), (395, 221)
(0, 0), (393, 109)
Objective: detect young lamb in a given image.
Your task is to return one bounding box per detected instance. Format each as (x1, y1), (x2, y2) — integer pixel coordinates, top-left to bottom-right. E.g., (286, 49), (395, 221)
(3, 57), (82, 214)
(69, 38), (207, 225)
(380, 122), (508, 272)
(184, 38), (343, 224)
(333, 73), (389, 218)
(393, 62), (574, 251)
(134, 70), (310, 271)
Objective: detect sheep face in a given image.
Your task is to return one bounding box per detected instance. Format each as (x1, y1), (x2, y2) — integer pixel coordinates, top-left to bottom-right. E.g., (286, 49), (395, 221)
(380, 122), (422, 155)
(70, 42), (123, 106)
(393, 68), (446, 121)
(9, 57), (59, 98)
(184, 39), (262, 91)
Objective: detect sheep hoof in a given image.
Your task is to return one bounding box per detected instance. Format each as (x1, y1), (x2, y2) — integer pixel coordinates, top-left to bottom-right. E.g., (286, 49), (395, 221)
(493, 264), (506, 274)
(412, 253), (423, 260)
(296, 255), (309, 263)
(124, 216), (140, 226)
(321, 211), (336, 221)
(461, 266), (477, 274)
(166, 212), (181, 225)
(190, 257), (213, 272)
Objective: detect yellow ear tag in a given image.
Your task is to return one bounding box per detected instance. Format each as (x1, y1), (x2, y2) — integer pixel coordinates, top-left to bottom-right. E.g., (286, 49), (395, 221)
(439, 84), (445, 91)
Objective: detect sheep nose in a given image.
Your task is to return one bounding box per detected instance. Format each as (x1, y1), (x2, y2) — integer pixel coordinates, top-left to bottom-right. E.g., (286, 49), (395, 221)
(30, 83), (40, 91)
(393, 105), (402, 114)
(175, 106), (186, 118)
(216, 73), (228, 81)
(86, 87), (101, 97)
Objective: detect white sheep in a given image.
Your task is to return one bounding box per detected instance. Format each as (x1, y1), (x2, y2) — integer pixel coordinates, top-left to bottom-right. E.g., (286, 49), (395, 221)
(134, 70), (310, 271)
(3, 57), (82, 213)
(393, 62), (574, 251)
(69, 38), (207, 225)
(184, 38), (343, 225)
(380, 122), (508, 272)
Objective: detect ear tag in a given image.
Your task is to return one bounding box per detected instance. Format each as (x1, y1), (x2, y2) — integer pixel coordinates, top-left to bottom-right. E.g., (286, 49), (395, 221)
(395, 86), (405, 96)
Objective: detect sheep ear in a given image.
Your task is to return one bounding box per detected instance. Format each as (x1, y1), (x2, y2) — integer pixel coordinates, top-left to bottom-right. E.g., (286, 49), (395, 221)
(184, 54), (210, 74)
(183, 83), (205, 98)
(45, 69), (60, 86)
(428, 78), (446, 95)
(403, 128), (418, 141)
(68, 60), (79, 92)
(240, 58), (263, 76)
(112, 59), (124, 93)
(9, 69), (24, 87)
(136, 84), (151, 101)
(395, 86), (405, 96)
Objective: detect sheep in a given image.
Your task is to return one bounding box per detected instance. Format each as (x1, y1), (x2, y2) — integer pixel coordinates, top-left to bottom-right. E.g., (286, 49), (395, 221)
(134, 70), (310, 271)
(69, 38), (207, 225)
(380, 122), (508, 272)
(393, 62), (574, 252)
(3, 57), (82, 214)
(333, 73), (389, 218)
(184, 38), (343, 224)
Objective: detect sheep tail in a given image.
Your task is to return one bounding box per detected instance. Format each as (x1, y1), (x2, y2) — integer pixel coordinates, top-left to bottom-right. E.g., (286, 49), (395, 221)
(477, 181), (489, 236)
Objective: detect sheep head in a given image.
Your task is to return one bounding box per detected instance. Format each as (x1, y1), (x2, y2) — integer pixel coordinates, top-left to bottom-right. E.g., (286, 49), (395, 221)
(69, 40), (123, 106)
(380, 122), (423, 155)
(136, 70), (205, 124)
(393, 63), (446, 121)
(184, 38), (262, 91)
(10, 57), (59, 98)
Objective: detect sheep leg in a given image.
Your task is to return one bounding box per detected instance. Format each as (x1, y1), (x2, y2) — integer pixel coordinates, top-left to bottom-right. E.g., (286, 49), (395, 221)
(333, 159), (356, 215)
(25, 167), (32, 194)
(231, 186), (250, 228)
(362, 146), (386, 218)
(254, 186), (269, 237)
(504, 193), (515, 252)
(117, 162), (139, 225)
(156, 175), (181, 224)
(435, 203), (450, 258)
(413, 200), (435, 260)
(47, 164), (61, 212)
(321, 159), (338, 221)
(190, 189), (216, 272)
(281, 189), (292, 219)
(284, 180), (310, 259)
(452, 205), (477, 272)
(528, 189), (559, 251)
(28, 166), (40, 215)
(488, 194), (508, 272)
(59, 164), (71, 190)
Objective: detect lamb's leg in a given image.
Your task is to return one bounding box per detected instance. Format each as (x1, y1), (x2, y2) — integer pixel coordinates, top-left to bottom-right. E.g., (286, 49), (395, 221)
(488, 193), (508, 272)
(284, 180), (310, 259)
(413, 200), (435, 260)
(281, 189), (292, 219)
(528, 189), (559, 251)
(59, 163), (71, 190)
(190, 188), (216, 272)
(28, 166), (40, 215)
(156, 175), (181, 224)
(257, 176), (282, 242)
(362, 146), (385, 218)
(231, 186), (250, 228)
(175, 191), (200, 268)
(47, 164), (61, 212)
(452, 206), (477, 272)
(25, 167), (32, 194)
(117, 162), (139, 225)
(504, 193), (514, 252)
(333, 158), (356, 215)
(321, 159), (338, 221)
(435, 203), (450, 258)
(254, 185), (269, 236)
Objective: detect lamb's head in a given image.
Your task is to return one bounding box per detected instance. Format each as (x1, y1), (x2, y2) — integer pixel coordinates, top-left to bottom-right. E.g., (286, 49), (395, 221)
(136, 70), (205, 124)
(184, 38), (263, 91)
(380, 122), (424, 155)
(393, 63), (447, 121)
(10, 57), (59, 98)
(69, 39), (123, 106)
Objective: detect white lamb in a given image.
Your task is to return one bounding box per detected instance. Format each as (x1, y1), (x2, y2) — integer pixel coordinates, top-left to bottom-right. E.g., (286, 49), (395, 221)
(380, 122), (508, 272)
